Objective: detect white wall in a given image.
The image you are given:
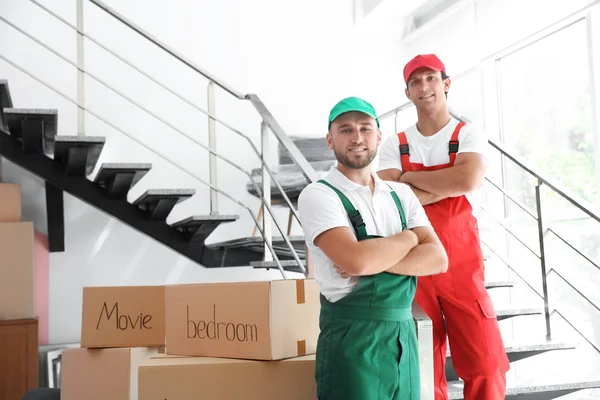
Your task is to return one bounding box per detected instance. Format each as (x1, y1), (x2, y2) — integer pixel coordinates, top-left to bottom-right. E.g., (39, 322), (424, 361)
(0, 0), (371, 343)
(3, 0), (596, 344)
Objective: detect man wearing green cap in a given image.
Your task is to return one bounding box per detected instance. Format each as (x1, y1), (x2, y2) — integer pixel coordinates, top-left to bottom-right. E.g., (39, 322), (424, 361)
(298, 96), (449, 400)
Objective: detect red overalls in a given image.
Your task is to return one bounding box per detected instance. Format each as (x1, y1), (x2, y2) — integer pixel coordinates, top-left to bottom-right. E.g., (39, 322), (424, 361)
(398, 122), (510, 400)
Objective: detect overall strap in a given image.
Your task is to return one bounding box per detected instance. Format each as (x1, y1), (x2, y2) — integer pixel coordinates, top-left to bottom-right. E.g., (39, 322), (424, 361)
(386, 183), (407, 231)
(318, 180), (368, 240)
(448, 121), (466, 166)
(397, 132), (411, 171)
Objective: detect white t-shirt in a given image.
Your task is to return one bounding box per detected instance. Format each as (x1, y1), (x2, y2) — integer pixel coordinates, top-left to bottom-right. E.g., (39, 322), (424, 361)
(297, 166), (432, 303)
(377, 118), (487, 213)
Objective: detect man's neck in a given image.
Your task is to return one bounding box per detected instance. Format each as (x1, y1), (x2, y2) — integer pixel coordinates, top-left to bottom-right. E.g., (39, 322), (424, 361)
(415, 108), (452, 137)
(337, 164), (374, 192)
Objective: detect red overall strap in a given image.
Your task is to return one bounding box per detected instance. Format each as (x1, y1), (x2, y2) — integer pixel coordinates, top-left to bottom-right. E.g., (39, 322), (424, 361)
(397, 132), (411, 172)
(448, 121), (466, 166)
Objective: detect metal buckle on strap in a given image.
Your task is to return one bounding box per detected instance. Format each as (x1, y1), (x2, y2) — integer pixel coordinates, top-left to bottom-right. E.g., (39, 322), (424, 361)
(449, 140), (459, 153)
(348, 210), (365, 230)
(399, 143), (410, 156)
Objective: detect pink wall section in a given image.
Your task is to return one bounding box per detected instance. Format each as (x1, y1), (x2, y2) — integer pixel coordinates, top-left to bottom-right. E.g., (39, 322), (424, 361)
(34, 230), (49, 345)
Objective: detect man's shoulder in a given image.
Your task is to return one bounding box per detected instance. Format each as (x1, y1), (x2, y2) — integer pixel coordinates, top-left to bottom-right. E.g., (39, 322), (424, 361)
(299, 180), (339, 204)
(458, 119), (475, 130)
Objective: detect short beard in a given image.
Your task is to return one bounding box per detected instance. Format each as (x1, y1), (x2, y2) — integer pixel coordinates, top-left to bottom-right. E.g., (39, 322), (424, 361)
(334, 147), (377, 170)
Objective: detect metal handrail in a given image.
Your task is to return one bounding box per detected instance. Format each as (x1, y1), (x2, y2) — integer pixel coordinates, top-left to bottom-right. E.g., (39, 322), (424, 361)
(381, 100), (600, 342)
(20, 0), (305, 237)
(480, 241), (545, 299)
(480, 206), (541, 258)
(0, 16), (307, 276)
(484, 177), (538, 220)
(379, 101), (600, 224)
(488, 138), (600, 223)
(547, 228), (600, 271)
(29, 0), (318, 184)
(552, 309), (600, 353)
(3, 0), (316, 275)
(0, 52), (299, 278)
(77, 0), (243, 99)
(549, 268), (600, 315)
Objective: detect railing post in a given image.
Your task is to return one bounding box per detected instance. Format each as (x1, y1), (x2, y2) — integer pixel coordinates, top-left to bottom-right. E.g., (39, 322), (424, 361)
(535, 179), (552, 340)
(261, 120), (273, 262)
(207, 81), (218, 214)
(76, 0), (85, 136)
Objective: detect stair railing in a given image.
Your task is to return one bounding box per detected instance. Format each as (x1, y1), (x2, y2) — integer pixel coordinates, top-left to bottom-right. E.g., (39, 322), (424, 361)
(0, 0), (322, 277)
(379, 101), (600, 351)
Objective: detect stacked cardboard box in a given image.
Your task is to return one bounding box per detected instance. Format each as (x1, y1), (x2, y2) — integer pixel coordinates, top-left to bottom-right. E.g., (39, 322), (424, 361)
(61, 279), (320, 399)
(0, 183), (35, 321)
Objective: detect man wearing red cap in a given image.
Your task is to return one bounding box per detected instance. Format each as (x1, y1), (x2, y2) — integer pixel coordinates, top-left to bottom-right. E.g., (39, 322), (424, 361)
(377, 54), (510, 400)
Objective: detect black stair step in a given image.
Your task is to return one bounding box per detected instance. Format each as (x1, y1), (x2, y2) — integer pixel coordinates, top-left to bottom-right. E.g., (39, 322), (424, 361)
(448, 380), (600, 400)
(485, 280), (515, 289)
(4, 108), (58, 154)
(496, 307), (543, 321)
(53, 136), (105, 177)
(250, 259), (306, 274)
(0, 80), (13, 133)
(445, 341), (576, 381)
(132, 189), (195, 221)
(207, 235), (307, 258)
(94, 163), (152, 198)
(171, 214), (239, 242)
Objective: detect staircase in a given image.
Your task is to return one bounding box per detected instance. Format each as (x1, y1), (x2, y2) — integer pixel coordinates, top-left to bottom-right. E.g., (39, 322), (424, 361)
(2, 0), (600, 398)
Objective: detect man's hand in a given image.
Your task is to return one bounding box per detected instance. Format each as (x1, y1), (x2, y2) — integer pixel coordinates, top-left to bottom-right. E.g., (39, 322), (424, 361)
(386, 226), (448, 276)
(378, 169), (445, 206)
(405, 182), (445, 206)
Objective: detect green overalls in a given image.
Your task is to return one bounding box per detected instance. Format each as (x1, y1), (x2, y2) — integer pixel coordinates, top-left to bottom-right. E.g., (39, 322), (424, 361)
(315, 180), (420, 400)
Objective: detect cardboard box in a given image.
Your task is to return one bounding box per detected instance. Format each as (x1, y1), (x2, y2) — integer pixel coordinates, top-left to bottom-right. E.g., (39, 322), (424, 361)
(165, 279), (320, 360)
(138, 355), (316, 400)
(81, 286), (165, 348)
(0, 222), (34, 320)
(0, 183), (21, 222)
(61, 347), (158, 400)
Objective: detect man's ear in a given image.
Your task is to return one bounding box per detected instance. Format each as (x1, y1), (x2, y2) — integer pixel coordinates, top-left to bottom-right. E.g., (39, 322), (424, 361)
(405, 87), (411, 100)
(326, 132), (334, 150)
(444, 77), (452, 93)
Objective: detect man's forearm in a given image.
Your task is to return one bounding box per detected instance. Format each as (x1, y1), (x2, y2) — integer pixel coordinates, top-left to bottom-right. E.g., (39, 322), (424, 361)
(351, 231), (417, 276)
(386, 243), (448, 276)
(408, 184), (446, 206)
(401, 165), (479, 197)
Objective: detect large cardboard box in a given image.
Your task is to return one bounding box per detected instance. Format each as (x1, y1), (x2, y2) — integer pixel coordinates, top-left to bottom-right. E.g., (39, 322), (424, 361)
(138, 355), (316, 400)
(0, 183), (21, 222)
(81, 286), (166, 348)
(0, 222), (34, 320)
(61, 347), (158, 400)
(165, 279), (320, 360)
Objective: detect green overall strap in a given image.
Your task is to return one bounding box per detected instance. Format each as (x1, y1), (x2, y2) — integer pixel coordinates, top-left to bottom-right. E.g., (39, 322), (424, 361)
(386, 183), (407, 231)
(318, 179), (368, 239)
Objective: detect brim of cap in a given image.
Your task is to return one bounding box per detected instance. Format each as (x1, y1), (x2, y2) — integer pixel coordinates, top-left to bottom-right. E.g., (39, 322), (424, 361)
(328, 110), (380, 128)
(405, 64), (443, 82)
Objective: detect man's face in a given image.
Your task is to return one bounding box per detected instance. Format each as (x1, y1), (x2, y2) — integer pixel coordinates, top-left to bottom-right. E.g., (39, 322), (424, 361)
(327, 111), (381, 170)
(405, 67), (451, 111)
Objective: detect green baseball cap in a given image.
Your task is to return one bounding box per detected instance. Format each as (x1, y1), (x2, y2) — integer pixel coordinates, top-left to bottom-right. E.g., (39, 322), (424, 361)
(328, 96), (380, 130)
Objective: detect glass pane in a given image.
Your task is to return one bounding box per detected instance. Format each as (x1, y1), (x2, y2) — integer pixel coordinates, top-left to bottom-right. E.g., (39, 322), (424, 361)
(498, 20), (598, 207)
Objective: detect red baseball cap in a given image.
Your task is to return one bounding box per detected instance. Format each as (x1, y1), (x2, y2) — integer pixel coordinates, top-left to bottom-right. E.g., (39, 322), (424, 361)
(403, 54), (446, 83)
